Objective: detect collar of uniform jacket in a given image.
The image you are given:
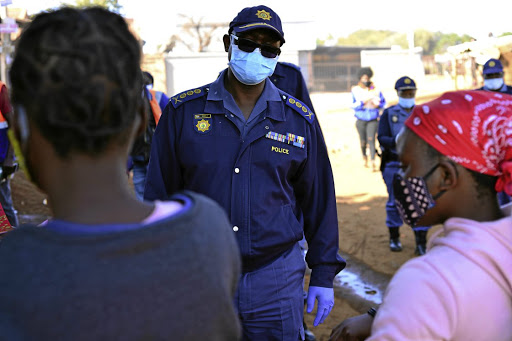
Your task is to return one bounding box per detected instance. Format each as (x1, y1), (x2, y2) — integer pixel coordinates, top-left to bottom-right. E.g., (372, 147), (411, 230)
(204, 68), (286, 122)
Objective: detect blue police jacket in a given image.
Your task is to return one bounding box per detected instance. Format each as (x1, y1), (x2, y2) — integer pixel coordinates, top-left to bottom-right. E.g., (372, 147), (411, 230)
(378, 104), (413, 155)
(144, 70), (345, 287)
(270, 62), (315, 113)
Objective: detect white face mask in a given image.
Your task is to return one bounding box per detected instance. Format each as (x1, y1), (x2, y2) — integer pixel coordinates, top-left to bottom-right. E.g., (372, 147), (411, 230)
(228, 36), (279, 85)
(145, 84), (153, 91)
(484, 78), (504, 91)
(398, 97), (415, 109)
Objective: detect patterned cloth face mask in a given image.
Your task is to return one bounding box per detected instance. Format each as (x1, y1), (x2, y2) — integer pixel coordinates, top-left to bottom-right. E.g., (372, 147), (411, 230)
(393, 163), (445, 227)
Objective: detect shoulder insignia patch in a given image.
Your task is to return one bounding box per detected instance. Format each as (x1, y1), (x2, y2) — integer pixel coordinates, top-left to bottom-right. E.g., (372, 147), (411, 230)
(170, 87), (207, 109)
(283, 93), (315, 124)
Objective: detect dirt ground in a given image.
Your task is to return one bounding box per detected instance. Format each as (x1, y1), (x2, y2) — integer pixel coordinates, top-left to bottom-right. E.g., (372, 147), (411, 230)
(7, 92), (443, 341)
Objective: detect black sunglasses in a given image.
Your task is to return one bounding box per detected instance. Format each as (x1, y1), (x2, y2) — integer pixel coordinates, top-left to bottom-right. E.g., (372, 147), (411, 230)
(231, 35), (281, 59)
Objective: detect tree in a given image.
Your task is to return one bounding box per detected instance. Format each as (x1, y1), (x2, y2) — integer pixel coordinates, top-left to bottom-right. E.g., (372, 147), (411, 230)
(336, 30), (407, 48)
(63, 0), (122, 13)
(432, 32), (472, 55)
(161, 14), (224, 52)
(319, 29), (474, 56)
(414, 29), (441, 56)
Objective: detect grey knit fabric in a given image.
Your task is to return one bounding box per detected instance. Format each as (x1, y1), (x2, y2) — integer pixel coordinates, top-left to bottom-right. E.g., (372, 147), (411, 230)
(0, 191), (241, 341)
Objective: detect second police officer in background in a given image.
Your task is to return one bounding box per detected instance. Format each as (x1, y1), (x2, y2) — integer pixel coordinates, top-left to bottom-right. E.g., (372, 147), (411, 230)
(271, 61), (315, 112)
(479, 58), (512, 95)
(478, 58), (512, 206)
(378, 76), (430, 255)
(144, 5), (345, 340)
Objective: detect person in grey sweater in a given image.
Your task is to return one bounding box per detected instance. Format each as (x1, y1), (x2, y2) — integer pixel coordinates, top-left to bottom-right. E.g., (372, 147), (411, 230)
(0, 7), (241, 341)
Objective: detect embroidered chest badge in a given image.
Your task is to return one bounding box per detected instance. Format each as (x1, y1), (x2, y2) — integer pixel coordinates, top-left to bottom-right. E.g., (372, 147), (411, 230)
(265, 131), (305, 149)
(194, 114), (211, 133)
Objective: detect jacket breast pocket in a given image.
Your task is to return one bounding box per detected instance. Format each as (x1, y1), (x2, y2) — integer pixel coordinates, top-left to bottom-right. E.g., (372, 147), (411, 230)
(251, 136), (306, 175)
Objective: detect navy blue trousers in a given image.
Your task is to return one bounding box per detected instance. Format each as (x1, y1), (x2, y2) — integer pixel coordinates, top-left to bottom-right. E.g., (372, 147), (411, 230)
(236, 243), (306, 341)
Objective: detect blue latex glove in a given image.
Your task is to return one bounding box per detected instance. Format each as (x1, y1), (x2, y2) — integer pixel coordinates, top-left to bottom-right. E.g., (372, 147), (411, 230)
(306, 285), (334, 326)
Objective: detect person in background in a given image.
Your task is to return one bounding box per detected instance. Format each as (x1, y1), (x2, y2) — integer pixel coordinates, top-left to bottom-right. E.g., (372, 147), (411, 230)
(479, 58), (512, 95)
(351, 67), (386, 171)
(144, 5), (345, 340)
(129, 71), (169, 201)
(0, 81), (19, 227)
(129, 71), (168, 201)
(478, 57), (512, 206)
(129, 84), (157, 201)
(330, 90), (512, 340)
(378, 76), (430, 255)
(270, 60), (317, 341)
(0, 7), (241, 340)
(143, 71), (170, 115)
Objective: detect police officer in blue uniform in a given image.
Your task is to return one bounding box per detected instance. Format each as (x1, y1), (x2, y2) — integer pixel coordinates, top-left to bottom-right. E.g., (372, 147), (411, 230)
(144, 5), (345, 340)
(479, 58), (512, 95)
(378, 76), (430, 255)
(478, 58), (512, 206)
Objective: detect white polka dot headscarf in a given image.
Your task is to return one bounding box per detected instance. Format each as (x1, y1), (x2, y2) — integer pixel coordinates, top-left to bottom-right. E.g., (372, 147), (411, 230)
(404, 90), (512, 194)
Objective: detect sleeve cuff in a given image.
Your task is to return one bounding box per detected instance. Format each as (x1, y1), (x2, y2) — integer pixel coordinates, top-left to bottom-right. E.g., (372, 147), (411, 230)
(309, 265), (338, 288)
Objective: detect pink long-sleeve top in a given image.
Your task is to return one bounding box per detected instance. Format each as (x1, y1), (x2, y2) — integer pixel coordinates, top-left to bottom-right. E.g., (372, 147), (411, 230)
(369, 214), (512, 340)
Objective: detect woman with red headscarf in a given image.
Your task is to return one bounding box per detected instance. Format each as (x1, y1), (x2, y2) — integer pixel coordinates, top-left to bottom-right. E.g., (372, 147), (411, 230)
(330, 90), (512, 340)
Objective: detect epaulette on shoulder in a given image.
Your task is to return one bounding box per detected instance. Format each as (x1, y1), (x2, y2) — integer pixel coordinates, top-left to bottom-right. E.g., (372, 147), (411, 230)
(279, 61), (301, 71)
(282, 91), (315, 124)
(170, 86), (208, 109)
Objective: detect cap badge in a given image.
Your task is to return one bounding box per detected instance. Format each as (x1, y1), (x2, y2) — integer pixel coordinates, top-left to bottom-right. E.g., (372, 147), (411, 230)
(404, 78), (411, 84)
(489, 61), (496, 67)
(256, 10), (272, 21)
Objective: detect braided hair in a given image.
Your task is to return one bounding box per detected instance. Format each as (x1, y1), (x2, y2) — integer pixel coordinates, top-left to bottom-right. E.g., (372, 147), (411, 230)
(9, 7), (143, 158)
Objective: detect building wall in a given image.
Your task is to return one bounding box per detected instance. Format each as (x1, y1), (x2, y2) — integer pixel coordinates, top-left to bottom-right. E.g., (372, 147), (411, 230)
(361, 47), (425, 94)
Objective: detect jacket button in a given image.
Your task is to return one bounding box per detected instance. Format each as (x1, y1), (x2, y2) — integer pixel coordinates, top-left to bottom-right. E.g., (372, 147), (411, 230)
(233, 226), (239, 232)
(234, 168), (240, 173)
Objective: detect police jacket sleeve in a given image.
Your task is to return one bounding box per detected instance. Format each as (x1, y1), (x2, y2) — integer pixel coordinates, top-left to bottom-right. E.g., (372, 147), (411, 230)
(144, 103), (182, 201)
(296, 119), (346, 288)
(377, 109), (395, 149)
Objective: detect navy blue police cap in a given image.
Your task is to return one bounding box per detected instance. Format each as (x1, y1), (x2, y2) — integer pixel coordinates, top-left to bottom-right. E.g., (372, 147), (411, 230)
(395, 76), (417, 91)
(229, 5), (285, 44)
(483, 58), (503, 75)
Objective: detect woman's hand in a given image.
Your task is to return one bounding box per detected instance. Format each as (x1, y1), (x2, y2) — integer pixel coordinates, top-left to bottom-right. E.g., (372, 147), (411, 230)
(329, 313), (373, 341)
